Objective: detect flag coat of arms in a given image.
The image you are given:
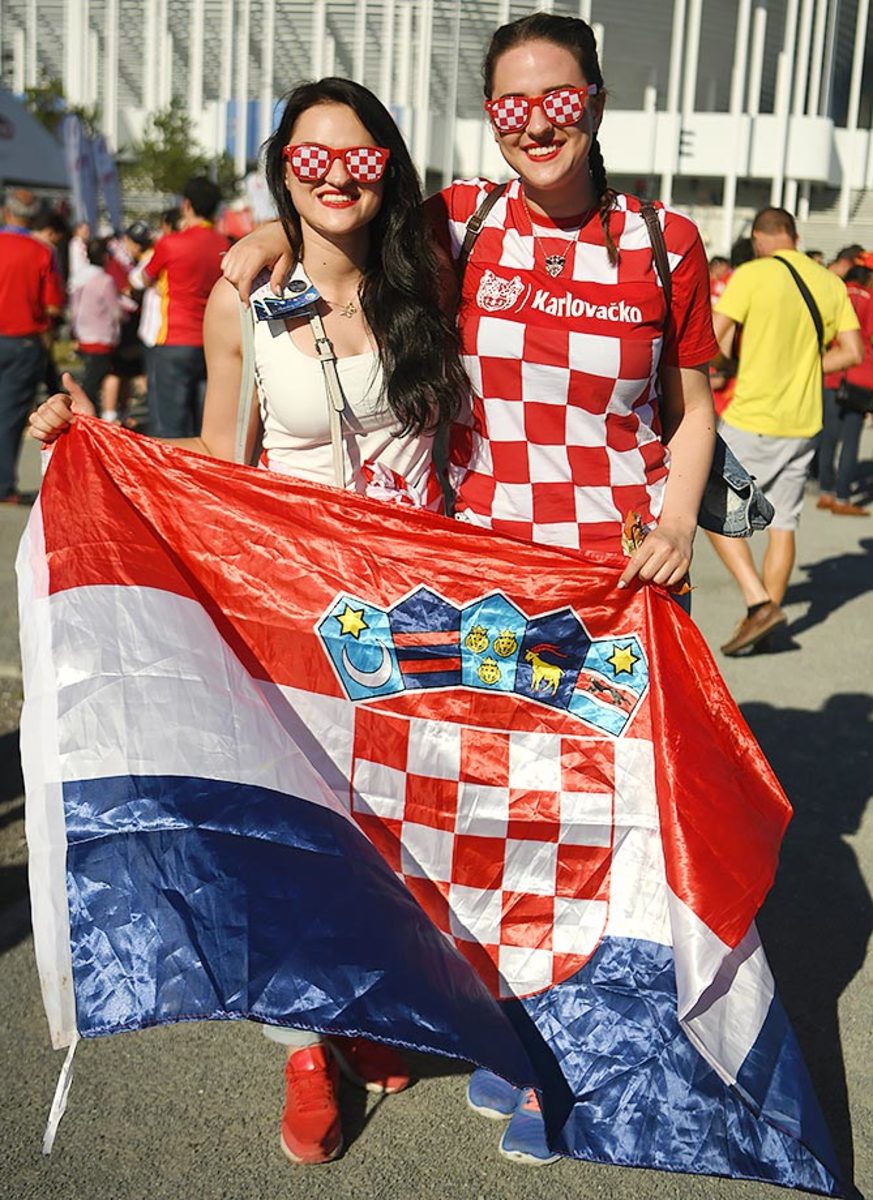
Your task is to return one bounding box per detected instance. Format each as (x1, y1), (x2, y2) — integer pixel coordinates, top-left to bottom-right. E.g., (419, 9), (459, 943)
(18, 419), (841, 1193)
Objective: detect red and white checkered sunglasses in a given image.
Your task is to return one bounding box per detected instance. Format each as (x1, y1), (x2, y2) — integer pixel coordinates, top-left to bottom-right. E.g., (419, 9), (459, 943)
(282, 142), (391, 183)
(484, 85), (599, 133)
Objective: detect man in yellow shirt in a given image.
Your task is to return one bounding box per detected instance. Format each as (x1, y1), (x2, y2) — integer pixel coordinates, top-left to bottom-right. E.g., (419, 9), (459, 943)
(710, 208), (862, 656)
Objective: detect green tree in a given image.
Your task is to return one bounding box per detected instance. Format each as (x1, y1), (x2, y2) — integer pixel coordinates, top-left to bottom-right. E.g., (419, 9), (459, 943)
(121, 97), (234, 197)
(23, 78), (101, 138)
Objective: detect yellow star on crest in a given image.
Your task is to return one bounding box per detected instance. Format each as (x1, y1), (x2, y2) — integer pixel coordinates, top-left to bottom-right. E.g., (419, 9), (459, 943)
(607, 643), (639, 676)
(335, 603), (368, 639)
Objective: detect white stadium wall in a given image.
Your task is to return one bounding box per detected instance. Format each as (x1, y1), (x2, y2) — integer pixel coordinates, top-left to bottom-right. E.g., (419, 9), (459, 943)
(3, 0), (873, 255)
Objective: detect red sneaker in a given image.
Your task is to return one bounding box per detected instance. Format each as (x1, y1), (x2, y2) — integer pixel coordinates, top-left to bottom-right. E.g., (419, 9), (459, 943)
(328, 1036), (411, 1094)
(280, 1044), (343, 1165)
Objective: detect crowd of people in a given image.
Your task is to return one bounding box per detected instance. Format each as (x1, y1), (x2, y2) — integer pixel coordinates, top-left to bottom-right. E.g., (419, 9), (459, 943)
(0, 177), (228, 504)
(5, 5), (870, 1178)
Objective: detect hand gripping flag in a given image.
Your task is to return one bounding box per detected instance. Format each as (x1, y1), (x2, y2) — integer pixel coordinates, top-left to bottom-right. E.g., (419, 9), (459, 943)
(18, 419), (841, 1192)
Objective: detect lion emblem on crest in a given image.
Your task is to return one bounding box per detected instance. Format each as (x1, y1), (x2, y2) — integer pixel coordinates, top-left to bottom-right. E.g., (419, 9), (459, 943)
(476, 269), (525, 313)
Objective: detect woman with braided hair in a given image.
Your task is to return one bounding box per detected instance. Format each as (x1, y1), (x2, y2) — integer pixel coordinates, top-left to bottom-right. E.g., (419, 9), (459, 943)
(428, 12), (717, 592)
(222, 10), (718, 1169)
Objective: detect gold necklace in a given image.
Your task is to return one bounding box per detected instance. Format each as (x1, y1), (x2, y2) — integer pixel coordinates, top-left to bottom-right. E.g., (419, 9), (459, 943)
(522, 196), (591, 278)
(320, 294), (360, 319)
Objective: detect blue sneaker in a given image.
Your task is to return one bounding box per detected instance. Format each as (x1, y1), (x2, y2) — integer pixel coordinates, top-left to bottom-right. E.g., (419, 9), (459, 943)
(466, 1068), (521, 1119)
(498, 1089), (561, 1166)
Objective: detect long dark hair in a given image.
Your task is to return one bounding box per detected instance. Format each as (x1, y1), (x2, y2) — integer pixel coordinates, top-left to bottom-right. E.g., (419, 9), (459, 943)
(264, 77), (465, 436)
(482, 13), (618, 266)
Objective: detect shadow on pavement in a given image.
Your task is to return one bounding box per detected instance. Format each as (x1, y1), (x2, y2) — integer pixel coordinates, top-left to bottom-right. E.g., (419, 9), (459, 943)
(742, 693), (873, 1196)
(0, 728), (23, 804)
(0, 727), (29, 955)
(783, 538), (873, 636)
(0, 863), (29, 954)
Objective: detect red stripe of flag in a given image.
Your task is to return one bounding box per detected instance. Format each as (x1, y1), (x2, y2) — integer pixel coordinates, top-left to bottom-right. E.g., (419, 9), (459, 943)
(399, 658), (462, 674)
(394, 631), (460, 647)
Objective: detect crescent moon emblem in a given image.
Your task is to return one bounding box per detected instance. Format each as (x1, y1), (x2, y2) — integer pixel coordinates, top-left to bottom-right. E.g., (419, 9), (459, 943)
(341, 640), (393, 688)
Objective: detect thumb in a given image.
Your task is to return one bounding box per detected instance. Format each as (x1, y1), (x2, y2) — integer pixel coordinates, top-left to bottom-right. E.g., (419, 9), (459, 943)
(270, 252), (292, 297)
(62, 372), (96, 415)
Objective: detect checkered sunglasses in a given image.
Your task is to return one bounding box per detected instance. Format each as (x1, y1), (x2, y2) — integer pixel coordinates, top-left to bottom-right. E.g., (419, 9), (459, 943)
(484, 85), (599, 133)
(282, 142), (391, 183)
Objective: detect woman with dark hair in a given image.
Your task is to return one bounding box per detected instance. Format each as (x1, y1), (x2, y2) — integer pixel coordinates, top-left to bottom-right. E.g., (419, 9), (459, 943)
(28, 76), (467, 1167)
(223, 12), (718, 1168)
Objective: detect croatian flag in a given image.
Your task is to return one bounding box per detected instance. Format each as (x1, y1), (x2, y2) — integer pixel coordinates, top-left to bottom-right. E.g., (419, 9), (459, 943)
(18, 419), (840, 1193)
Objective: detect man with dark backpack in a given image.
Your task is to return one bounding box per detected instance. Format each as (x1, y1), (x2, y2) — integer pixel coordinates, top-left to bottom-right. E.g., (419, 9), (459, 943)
(709, 207), (863, 656)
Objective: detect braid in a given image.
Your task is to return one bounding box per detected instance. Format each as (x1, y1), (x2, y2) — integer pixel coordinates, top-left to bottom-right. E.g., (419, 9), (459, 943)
(589, 134), (618, 266)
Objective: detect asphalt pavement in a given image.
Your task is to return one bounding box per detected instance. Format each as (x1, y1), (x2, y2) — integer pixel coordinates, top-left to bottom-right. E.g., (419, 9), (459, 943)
(1, 430), (871, 1200)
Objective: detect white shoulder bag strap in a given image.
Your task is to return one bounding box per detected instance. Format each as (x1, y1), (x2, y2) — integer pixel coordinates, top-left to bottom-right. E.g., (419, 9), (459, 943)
(236, 298), (347, 485)
(306, 306), (347, 489)
(235, 300), (258, 464)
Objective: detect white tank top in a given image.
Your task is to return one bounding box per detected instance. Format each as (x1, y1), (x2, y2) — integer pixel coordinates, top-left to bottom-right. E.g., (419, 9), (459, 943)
(253, 316), (439, 508)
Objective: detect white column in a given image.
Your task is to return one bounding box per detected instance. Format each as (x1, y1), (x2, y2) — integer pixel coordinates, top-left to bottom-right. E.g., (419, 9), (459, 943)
(838, 0), (870, 227)
(157, 0), (171, 109)
(820, 0), (839, 119)
(578, 0), (592, 19)
(378, 0), (396, 107)
(497, 0), (510, 29)
(592, 22), (604, 64)
(189, 0), (205, 118)
(312, 0), (327, 79)
(89, 29), (99, 108)
(353, 0), (367, 82)
(324, 34), (336, 76)
(807, 0), (829, 116)
(103, 0), (119, 147)
(785, 0), (815, 213)
(25, 0), (37, 87)
(746, 3), (767, 115)
(259, 0), (275, 149)
(395, 1), (412, 110)
(769, 0), (799, 207)
(681, 0), (702, 119)
(65, 0), (86, 104)
(413, 0), (434, 182)
(441, 0), (462, 188)
(143, 0), (158, 111)
(661, 0), (687, 205)
(235, 0), (251, 176)
(12, 26), (24, 94)
(722, 0), (751, 255)
(218, 0), (234, 154)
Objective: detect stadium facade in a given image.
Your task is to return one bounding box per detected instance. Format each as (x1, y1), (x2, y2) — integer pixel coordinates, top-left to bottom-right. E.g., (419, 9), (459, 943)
(2, 0), (873, 254)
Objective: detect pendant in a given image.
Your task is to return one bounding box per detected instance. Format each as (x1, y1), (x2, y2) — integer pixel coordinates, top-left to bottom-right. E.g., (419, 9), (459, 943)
(339, 299), (358, 318)
(545, 254), (566, 277)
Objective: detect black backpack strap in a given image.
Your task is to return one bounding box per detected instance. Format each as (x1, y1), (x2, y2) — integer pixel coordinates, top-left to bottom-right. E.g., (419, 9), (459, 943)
(641, 201), (672, 312)
(456, 182), (510, 276)
(771, 255), (825, 353)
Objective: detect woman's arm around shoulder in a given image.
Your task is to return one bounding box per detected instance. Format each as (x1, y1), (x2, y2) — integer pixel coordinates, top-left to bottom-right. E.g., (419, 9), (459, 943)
(221, 221), (293, 305)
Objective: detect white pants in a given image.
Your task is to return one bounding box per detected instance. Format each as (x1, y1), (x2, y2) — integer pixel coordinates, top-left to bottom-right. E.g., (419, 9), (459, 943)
(262, 1025), (324, 1048)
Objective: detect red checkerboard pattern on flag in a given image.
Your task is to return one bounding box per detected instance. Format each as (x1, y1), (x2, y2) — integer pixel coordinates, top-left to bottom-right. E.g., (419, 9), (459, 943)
(351, 708), (613, 998)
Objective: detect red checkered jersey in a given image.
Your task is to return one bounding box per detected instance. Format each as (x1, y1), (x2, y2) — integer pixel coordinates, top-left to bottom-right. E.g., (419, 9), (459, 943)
(144, 222), (230, 347)
(427, 180), (717, 552)
(823, 283), (873, 392)
(0, 230), (65, 336)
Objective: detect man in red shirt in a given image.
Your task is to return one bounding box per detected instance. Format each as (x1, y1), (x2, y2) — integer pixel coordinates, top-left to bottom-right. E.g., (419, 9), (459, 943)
(143, 177), (230, 436)
(0, 189), (65, 501)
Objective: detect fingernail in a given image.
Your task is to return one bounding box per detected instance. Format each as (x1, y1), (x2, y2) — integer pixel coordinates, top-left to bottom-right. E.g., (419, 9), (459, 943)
(617, 581), (627, 590)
